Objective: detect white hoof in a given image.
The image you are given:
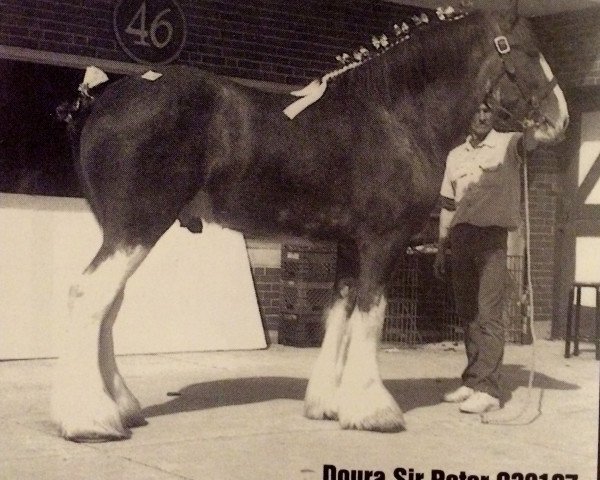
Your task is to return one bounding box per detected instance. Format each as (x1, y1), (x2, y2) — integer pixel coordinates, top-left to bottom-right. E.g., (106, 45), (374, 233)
(338, 382), (405, 432)
(304, 375), (339, 420)
(51, 387), (130, 442)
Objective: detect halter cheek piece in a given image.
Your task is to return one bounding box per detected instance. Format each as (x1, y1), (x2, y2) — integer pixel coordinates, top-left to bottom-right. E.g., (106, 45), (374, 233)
(484, 34), (558, 129)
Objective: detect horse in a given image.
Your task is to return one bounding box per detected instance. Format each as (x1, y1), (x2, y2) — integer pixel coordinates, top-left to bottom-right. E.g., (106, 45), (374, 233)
(51, 7), (569, 442)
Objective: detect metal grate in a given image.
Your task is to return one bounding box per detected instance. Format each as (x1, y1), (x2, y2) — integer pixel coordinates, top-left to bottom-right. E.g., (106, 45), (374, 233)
(384, 252), (525, 345)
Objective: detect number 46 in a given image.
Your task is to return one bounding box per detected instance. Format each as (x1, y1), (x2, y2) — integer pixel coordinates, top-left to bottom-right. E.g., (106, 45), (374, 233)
(126, 1), (173, 49)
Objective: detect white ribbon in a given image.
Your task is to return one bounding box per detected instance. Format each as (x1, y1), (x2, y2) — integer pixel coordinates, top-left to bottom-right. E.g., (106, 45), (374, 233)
(283, 78), (329, 119)
(141, 70), (163, 81)
(79, 66), (109, 93)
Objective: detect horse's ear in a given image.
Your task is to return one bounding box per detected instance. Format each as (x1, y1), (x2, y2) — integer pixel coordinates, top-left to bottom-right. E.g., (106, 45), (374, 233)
(502, 0), (519, 32)
(499, 0), (519, 31)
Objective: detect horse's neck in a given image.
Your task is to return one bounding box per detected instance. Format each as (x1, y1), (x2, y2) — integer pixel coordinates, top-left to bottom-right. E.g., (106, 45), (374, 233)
(403, 51), (486, 156)
(394, 78), (478, 160)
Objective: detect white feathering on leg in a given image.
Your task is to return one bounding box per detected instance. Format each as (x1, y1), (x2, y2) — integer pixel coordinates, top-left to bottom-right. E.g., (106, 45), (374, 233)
(304, 296), (350, 420)
(51, 246), (148, 442)
(337, 296), (405, 432)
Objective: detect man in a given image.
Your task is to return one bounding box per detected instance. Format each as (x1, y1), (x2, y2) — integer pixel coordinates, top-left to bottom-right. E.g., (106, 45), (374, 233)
(433, 103), (536, 414)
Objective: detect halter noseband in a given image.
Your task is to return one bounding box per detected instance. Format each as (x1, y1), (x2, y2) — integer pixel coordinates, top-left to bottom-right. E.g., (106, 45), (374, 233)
(484, 32), (558, 130)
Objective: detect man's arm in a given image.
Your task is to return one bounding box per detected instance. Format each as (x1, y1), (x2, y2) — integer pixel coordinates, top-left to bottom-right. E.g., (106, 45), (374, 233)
(434, 202), (455, 280)
(438, 202), (455, 245)
(434, 155), (456, 280)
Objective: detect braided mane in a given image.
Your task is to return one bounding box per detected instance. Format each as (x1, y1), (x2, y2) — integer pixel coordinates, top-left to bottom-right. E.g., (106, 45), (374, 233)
(327, 9), (489, 105)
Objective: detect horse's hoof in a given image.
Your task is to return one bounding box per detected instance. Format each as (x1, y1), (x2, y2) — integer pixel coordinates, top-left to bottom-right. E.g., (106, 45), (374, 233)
(57, 410), (131, 443)
(64, 427), (131, 443)
(304, 377), (339, 421)
(52, 385), (131, 442)
(337, 383), (406, 432)
(123, 412), (148, 429)
(303, 399), (338, 421)
(114, 388), (147, 428)
(339, 406), (406, 433)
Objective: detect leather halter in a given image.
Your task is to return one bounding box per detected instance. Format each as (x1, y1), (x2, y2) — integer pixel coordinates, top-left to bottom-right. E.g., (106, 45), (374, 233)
(483, 33), (558, 129)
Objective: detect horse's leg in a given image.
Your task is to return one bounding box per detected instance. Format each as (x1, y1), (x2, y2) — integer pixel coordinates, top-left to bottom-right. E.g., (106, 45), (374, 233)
(304, 285), (352, 420)
(335, 238), (406, 432)
(51, 242), (150, 441)
(101, 287), (147, 429)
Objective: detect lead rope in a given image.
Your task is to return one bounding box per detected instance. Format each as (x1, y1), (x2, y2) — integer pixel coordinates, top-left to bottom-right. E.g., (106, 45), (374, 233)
(481, 143), (542, 425)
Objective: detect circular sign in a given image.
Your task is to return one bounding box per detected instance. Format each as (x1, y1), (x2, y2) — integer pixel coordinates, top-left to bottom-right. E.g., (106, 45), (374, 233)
(113, 0), (187, 65)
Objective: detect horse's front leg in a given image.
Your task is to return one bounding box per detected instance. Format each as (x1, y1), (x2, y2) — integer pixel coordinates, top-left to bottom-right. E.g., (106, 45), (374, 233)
(304, 283), (352, 420)
(337, 293), (405, 432)
(51, 244), (148, 442)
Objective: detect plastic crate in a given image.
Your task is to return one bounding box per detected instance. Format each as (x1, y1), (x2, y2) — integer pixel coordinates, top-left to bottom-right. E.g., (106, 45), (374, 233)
(282, 280), (334, 314)
(281, 242), (337, 282)
(278, 314), (323, 347)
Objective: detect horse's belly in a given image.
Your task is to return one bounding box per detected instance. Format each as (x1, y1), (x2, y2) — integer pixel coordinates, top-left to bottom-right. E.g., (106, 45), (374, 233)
(178, 189), (350, 239)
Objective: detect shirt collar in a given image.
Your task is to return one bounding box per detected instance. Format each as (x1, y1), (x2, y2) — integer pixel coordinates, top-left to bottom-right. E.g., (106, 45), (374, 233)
(465, 129), (500, 150)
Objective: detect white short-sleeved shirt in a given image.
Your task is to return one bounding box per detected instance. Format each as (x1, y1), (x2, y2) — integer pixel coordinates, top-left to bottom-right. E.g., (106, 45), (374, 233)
(440, 130), (523, 230)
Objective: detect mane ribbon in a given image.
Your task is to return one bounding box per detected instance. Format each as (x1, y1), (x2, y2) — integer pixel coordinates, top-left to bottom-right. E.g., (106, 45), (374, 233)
(283, 62), (362, 120)
(282, 6), (463, 120)
(283, 79), (328, 120)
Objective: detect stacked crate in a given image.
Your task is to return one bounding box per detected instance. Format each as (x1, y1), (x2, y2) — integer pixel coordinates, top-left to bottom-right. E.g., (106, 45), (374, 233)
(278, 241), (337, 347)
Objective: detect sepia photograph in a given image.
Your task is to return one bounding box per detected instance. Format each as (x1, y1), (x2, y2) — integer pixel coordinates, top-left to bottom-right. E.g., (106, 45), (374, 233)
(0, 0), (598, 478)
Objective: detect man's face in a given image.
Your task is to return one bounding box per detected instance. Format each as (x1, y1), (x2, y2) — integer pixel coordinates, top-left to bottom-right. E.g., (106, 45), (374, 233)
(469, 104), (494, 139)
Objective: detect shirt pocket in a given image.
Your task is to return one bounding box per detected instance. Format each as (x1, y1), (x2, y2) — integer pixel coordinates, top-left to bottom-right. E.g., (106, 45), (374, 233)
(478, 162), (505, 188)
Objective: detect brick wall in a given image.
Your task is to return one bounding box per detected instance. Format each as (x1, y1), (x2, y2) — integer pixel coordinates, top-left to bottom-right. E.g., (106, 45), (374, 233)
(528, 149), (561, 326)
(0, 0), (424, 85)
(530, 8), (600, 331)
(251, 266), (281, 332)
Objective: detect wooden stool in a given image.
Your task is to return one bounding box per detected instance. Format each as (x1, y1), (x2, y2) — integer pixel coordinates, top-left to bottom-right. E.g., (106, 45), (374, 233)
(564, 282), (600, 360)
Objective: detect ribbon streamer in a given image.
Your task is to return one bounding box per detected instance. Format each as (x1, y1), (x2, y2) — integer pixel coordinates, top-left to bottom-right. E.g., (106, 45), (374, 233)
(283, 78), (328, 119)
(79, 66), (109, 93)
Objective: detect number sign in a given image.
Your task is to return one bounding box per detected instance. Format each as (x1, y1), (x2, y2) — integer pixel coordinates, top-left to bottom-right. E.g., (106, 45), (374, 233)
(114, 0), (187, 65)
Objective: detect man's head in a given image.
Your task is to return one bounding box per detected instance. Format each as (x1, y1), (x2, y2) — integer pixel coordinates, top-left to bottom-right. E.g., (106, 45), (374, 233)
(469, 103), (494, 142)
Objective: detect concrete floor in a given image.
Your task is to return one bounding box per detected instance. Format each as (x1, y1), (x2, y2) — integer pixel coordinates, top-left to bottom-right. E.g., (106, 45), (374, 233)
(0, 340), (598, 480)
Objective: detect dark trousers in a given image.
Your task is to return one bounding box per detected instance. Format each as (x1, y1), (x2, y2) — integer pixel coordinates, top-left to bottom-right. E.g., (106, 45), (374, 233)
(449, 224), (508, 399)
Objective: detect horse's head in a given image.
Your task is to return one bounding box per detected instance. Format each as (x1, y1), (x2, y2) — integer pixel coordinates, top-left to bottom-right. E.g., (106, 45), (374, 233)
(477, 10), (569, 144)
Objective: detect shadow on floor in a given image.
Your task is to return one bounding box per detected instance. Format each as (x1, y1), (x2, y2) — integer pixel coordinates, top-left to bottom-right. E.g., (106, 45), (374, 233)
(142, 364), (578, 419)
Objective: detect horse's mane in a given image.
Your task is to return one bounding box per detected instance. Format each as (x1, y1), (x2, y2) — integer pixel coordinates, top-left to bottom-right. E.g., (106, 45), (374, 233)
(326, 9), (491, 105)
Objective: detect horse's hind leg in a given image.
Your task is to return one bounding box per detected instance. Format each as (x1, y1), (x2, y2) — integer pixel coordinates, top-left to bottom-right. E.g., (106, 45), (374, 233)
(101, 287), (147, 429)
(52, 241), (150, 441)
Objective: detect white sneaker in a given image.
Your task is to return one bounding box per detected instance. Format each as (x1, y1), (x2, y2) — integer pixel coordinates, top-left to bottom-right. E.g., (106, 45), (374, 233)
(443, 385), (474, 403)
(459, 391), (500, 413)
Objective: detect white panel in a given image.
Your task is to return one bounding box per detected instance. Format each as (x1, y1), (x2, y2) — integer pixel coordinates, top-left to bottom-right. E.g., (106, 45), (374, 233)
(0, 193), (266, 360)
(575, 237), (600, 307)
(579, 111), (600, 204)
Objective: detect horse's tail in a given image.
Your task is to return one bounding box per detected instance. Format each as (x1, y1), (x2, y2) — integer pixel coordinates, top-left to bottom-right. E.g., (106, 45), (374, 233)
(56, 66), (110, 165)
(56, 96), (91, 161)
